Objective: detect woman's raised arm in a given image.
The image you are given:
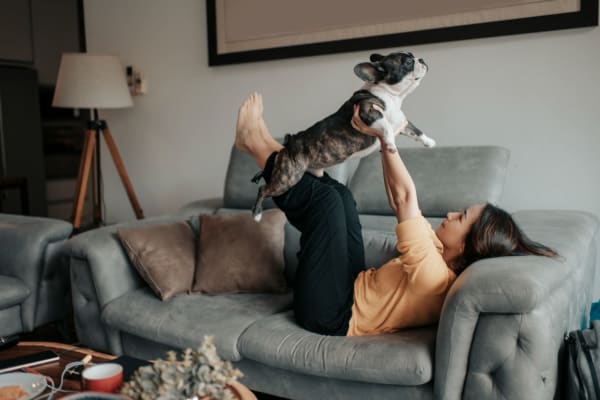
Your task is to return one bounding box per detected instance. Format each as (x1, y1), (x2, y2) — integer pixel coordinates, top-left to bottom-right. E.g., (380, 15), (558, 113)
(351, 105), (420, 222)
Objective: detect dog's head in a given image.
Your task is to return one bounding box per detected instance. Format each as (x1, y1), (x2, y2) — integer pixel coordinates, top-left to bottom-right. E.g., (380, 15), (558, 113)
(354, 51), (427, 96)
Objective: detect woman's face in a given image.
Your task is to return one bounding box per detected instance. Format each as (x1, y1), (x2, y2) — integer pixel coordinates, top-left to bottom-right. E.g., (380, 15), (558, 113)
(435, 204), (485, 268)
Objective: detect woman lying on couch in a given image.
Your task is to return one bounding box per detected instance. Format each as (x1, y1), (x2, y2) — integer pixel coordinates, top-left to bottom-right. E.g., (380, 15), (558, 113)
(234, 92), (557, 337)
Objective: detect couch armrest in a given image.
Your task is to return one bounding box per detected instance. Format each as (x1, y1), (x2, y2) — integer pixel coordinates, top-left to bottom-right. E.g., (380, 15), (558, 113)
(66, 215), (195, 352)
(0, 214), (72, 331)
(66, 215), (193, 309)
(434, 210), (600, 400)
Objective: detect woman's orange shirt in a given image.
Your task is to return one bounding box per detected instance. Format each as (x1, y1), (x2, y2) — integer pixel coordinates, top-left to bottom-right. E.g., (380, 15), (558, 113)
(347, 216), (456, 336)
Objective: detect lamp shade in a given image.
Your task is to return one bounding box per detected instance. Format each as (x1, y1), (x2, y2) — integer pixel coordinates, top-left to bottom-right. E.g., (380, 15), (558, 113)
(52, 53), (133, 109)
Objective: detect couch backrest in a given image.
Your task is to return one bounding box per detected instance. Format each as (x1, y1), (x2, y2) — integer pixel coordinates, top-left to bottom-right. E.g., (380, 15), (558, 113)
(349, 145), (510, 217)
(223, 147), (277, 210)
(223, 146), (361, 210)
(219, 144), (509, 283)
(223, 144), (510, 218)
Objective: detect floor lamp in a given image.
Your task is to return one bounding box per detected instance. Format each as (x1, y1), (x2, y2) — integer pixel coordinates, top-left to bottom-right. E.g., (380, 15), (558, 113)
(52, 53), (144, 230)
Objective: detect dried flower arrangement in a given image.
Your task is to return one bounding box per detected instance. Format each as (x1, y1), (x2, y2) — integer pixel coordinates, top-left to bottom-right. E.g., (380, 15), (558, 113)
(120, 336), (243, 400)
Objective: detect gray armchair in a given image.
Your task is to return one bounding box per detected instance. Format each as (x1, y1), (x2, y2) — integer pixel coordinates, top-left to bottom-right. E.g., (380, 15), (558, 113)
(0, 213), (73, 336)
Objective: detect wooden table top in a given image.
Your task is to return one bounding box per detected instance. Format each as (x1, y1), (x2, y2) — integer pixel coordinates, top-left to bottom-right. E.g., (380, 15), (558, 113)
(0, 341), (259, 400)
(0, 341), (117, 398)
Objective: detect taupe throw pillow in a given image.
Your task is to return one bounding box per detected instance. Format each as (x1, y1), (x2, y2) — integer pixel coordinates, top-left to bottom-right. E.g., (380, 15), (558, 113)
(193, 209), (287, 294)
(117, 221), (196, 301)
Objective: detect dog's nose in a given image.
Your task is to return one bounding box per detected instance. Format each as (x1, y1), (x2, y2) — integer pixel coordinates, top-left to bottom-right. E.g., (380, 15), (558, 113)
(419, 58), (428, 69)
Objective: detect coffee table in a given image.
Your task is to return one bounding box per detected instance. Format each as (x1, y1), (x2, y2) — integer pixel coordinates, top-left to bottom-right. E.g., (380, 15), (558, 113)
(0, 341), (117, 398)
(0, 341), (261, 399)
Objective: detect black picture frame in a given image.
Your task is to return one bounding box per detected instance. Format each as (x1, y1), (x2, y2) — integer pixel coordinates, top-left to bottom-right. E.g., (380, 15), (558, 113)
(206, 0), (598, 66)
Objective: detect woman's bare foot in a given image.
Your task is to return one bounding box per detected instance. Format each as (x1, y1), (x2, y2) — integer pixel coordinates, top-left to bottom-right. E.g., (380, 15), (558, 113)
(235, 92), (283, 168)
(258, 117), (283, 150)
(235, 92), (263, 153)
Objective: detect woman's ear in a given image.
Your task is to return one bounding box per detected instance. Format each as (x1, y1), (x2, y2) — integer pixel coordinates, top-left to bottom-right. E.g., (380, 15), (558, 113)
(354, 62), (384, 83)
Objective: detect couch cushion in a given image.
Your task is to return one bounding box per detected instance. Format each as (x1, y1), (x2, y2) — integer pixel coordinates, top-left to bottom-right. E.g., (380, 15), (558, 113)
(101, 286), (292, 361)
(361, 228), (399, 269)
(117, 221), (197, 301)
(193, 210), (287, 294)
(0, 275), (30, 309)
(349, 146), (509, 217)
(359, 217), (443, 269)
(238, 310), (436, 385)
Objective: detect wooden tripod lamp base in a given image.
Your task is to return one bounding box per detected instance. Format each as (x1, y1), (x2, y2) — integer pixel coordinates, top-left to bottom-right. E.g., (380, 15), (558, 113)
(72, 120), (144, 229)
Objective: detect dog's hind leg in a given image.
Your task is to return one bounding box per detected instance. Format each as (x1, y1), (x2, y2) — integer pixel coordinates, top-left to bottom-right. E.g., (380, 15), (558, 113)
(252, 152), (308, 221)
(252, 185), (268, 222)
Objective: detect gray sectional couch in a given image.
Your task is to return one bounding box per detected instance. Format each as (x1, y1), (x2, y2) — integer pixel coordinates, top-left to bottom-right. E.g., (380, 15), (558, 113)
(66, 144), (600, 400)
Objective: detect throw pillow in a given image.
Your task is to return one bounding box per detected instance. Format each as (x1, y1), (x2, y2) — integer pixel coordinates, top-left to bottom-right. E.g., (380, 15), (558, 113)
(193, 209), (287, 294)
(117, 221), (196, 301)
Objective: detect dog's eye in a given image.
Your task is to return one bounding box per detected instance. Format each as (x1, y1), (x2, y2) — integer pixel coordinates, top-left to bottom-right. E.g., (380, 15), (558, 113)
(405, 58), (414, 67)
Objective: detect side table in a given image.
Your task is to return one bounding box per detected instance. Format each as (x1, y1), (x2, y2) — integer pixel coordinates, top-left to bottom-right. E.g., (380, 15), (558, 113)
(0, 341), (258, 399)
(0, 341), (115, 398)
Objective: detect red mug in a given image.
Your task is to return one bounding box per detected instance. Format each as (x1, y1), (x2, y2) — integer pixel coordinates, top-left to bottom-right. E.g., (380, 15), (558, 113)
(82, 363), (123, 393)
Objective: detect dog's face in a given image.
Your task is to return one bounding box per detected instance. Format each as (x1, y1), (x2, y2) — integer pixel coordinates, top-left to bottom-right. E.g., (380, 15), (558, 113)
(354, 52), (427, 96)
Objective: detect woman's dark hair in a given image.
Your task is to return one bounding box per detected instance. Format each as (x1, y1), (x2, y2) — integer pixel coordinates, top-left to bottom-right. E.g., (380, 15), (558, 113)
(453, 203), (558, 275)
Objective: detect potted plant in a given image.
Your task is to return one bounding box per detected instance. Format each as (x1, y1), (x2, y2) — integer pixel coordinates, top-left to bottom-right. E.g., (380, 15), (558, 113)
(120, 336), (252, 400)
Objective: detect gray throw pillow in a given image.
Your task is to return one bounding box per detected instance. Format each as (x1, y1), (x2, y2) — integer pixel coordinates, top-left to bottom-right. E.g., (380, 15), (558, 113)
(117, 221), (196, 301)
(193, 209), (287, 294)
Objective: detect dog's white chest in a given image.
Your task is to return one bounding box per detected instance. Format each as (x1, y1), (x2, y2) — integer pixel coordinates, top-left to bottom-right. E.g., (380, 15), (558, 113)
(380, 95), (407, 131)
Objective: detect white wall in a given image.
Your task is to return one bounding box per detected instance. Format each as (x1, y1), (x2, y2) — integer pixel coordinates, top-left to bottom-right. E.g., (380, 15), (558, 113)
(84, 0), (600, 223)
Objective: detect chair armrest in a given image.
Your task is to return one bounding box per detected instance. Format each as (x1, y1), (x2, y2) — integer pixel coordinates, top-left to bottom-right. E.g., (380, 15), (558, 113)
(0, 214), (72, 330)
(0, 214), (72, 279)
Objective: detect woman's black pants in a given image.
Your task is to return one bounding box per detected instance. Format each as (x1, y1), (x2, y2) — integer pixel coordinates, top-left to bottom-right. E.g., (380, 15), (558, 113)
(263, 152), (366, 335)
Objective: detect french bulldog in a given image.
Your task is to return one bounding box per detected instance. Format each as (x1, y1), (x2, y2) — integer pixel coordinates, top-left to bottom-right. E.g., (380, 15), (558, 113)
(252, 51), (434, 221)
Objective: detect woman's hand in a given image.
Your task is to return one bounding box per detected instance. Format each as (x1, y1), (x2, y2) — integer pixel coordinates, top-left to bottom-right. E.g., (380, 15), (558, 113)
(351, 107), (419, 222)
(351, 105), (383, 138)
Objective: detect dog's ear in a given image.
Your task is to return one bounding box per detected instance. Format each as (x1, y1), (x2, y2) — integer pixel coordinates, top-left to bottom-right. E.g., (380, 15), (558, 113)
(354, 62), (384, 83)
(370, 53), (384, 62)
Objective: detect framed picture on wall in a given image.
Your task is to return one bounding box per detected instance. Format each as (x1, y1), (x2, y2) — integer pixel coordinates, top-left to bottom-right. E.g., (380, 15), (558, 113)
(206, 0), (598, 66)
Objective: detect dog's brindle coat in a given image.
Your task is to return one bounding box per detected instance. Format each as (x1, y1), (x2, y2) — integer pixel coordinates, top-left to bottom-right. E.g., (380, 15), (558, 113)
(252, 52), (433, 220)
